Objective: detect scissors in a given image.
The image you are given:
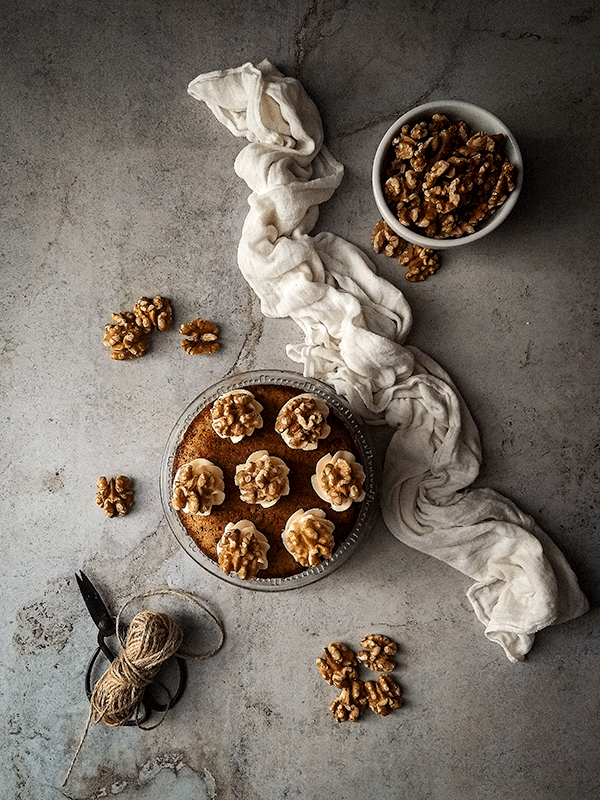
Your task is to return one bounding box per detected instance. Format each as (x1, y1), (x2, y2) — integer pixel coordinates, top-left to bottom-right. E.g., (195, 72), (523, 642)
(75, 571), (187, 725)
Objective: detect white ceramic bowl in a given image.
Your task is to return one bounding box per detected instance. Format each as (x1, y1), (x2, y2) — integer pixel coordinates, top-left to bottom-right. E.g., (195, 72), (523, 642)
(372, 100), (523, 249)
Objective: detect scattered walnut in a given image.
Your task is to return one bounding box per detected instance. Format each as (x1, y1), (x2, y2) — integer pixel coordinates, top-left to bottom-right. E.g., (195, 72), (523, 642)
(133, 296), (173, 333)
(329, 680), (369, 722)
(371, 218), (408, 260)
(357, 634), (397, 672)
(282, 509), (335, 568)
(316, 642), (359, 689)
(217, 520), (269, 581)
(371, 219), (441, 282)
(95, 476), (134, 517)
(318, 636), (403, 721)
(381, 113), (517, 240)
(398, 243), (440, 282)
(180, 318), (220, 355)
(171, 458), (225, 516)
(211, 390), (264, 443)
(102, 312), (149, 360)
(103, 295), (173, 360)
(312, 451), (366, 512)
(275, 393), (331, 450)
(364, 674), (402, 716)
(235, 450), (290, 508)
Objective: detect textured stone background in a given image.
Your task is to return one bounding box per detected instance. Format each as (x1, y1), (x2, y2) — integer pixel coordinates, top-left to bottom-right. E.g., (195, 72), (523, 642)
(1, 1), (599, 798)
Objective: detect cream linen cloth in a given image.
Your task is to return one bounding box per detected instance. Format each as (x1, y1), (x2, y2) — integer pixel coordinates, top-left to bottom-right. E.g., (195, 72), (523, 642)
(188, 60), (588, 662)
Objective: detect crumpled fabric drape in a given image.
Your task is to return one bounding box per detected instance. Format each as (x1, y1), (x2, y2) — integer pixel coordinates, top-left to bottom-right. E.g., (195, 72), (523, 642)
(188, 59), (588, 662)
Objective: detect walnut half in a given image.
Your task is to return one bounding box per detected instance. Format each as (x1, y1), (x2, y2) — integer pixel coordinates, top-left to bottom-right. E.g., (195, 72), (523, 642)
(357, 634), (398, 672)
(364, 674), (403, 716)
(371, 218), (408, 260)
(171, 458), (225, 516)
(133, 296), (173, 333)
(316, 642), (359, 689)
(371, 219), (441, 282)
(217, 520), (269, 581)
(235, 450), (290, 508)
(329, 680), (369, 722)
(95, 476), (134, 517)
(311, 451), (366, 512)
(398, 243), (441, 282)
(275, 393), (331, 450)
(211, 390), (264, 443)
(282, 508), (335, 568)
(180, 318), (220, 355)
(102, 312), (149, 360)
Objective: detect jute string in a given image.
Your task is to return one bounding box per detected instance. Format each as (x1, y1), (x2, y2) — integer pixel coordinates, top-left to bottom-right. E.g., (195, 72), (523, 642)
(62, 588), (224, 787)
(90, 608), (183, 727)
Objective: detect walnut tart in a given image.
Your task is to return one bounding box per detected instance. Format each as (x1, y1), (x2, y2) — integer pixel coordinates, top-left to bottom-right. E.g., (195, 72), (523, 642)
(160, 371), (378, 590)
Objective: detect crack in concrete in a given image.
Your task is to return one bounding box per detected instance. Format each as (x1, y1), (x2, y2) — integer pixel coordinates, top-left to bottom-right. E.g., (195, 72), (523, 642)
(226, 288), (264, 376)
(293, 0), (349, 77)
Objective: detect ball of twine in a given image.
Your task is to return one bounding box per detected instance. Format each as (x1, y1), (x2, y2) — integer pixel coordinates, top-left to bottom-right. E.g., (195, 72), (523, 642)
(90, 609), (183, 727)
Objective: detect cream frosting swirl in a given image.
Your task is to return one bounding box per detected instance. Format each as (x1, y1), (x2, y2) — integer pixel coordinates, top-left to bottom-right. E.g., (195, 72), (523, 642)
(311, 450), (366, 512)
(171, 458), (225, 516)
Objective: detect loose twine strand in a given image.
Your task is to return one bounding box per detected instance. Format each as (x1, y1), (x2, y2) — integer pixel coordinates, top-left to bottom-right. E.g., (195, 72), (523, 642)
(62, 588), (224, 787)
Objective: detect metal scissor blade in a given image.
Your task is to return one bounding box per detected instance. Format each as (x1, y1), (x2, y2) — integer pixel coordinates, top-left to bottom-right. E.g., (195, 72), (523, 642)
(75, 571), (116, 636)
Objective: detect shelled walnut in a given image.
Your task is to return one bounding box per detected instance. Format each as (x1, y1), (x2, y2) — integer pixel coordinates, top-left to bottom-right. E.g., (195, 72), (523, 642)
(180, 318), (220, 355)
(217, 520), (269, 580)
(371, 219), (441, 282)
(95, 476), (134, 517)
(316, 642), (359, 689)
(171, 458), (225, 516)
(234, 450), (290, 508)
(398, 243), (440, 281)
(133, 296), (173, 333)
(364, 674), (403, 716)
(102, 312), (149, 360)
(371, 218), (408, 259)
(282, 508), (335, 568)
(357, 634), (397, 672)
(211, 390), (264, 443)
(329, 680), (369, 723)
(382, 113), (517, 240)
(275, 393), (331, 450)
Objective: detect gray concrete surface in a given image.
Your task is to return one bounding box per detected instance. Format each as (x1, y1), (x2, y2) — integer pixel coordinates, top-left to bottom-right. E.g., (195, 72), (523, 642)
(1, 1), (599, 799)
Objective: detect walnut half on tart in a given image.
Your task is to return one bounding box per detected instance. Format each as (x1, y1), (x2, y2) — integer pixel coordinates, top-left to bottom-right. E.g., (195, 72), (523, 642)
(171, 458), (225, 516)
(311, 451), (366, 512)
(275, 393), (331, 450)
(235, 450), (290, 508)
(281, 508), (336, 567)
(210, 389), (264, 443)
(217, 520), (270, 580)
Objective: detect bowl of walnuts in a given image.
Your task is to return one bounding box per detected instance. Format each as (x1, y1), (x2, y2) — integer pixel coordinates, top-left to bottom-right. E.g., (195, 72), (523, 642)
(372, 100), (523, 249)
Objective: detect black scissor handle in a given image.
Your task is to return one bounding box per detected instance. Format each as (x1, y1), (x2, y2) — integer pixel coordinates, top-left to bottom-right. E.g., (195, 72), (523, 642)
(84, 639), (187, 725)
(143, 656), (188, 713)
